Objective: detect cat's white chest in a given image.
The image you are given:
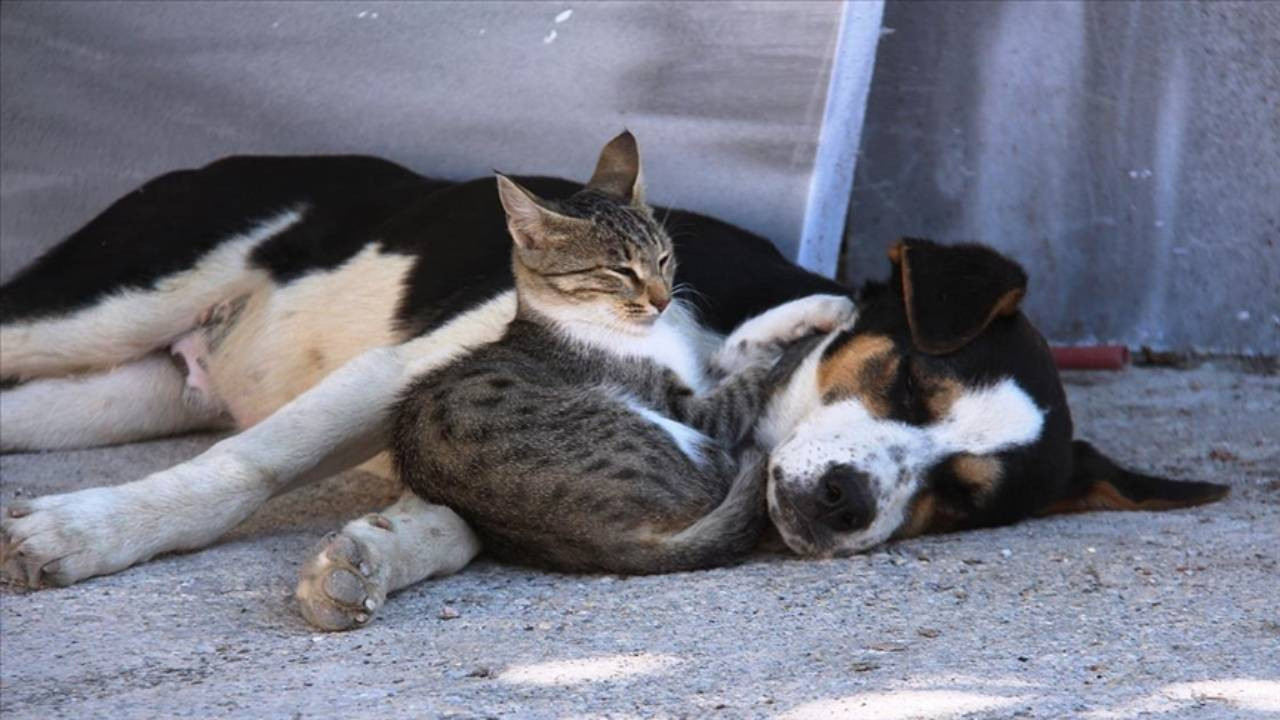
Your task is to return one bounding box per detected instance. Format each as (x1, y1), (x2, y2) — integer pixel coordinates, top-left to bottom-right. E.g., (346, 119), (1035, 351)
(552, 304), (710, 392)
(632, 320), (707, 392)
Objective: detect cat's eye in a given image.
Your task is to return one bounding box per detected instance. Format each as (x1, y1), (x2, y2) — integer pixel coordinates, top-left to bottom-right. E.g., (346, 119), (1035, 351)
(608, 266), (640, 282)
(658, 253), (672, 268)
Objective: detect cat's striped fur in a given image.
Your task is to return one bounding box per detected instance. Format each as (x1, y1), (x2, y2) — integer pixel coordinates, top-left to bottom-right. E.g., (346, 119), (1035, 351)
(393, 134), (797, 573)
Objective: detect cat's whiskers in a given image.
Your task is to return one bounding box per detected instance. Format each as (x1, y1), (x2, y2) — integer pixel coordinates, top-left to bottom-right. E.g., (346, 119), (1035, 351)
(671, 282), (705, 303)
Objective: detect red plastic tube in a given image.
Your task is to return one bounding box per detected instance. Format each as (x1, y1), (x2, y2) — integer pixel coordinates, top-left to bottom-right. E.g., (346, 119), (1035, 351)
(1051, 345), (1131, 370)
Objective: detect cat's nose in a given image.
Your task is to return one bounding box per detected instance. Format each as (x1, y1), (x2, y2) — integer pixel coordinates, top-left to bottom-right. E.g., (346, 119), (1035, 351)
(647, 285), (670, 312)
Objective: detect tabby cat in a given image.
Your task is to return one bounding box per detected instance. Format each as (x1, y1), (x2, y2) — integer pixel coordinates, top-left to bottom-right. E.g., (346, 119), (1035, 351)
(392, 133), (808, 574)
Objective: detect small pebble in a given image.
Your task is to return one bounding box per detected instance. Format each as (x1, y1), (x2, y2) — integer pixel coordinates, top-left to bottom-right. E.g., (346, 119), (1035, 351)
(868, 642), (907, 652)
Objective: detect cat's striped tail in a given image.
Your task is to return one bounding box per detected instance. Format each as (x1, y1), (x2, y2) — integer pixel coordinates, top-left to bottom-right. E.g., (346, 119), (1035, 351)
(612, 449), (769, 574)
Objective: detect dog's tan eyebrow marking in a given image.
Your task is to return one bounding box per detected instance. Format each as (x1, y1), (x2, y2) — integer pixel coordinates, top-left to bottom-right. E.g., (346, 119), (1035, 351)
(922, 374), (963, 421)
(897, 491), (938, 539)
(896, 490), (964, 539)
(816, 334), (897, 417)
(950, 454), (1003, 501)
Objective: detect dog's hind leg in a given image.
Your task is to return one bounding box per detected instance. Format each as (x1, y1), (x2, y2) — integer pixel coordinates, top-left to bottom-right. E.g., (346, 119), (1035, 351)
(295, 491), (480, 631)
(0, 208), (296, 382)
(0, 353), (232, 452)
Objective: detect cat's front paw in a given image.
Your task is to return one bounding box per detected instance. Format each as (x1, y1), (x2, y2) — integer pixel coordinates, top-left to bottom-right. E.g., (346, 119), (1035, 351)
(296, 522), (390, 631)
(715, 294), (856, 374)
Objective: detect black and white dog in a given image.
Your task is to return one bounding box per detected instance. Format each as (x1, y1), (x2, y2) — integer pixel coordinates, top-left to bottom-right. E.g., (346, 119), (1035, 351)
(0, 147), (1226, 629)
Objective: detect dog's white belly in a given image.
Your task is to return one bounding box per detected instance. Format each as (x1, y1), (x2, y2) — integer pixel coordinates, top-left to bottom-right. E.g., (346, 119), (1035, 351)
(198, 245), (416, 427)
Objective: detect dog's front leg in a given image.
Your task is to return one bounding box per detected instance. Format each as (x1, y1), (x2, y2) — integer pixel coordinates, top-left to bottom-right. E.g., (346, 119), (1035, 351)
(0, 345), (411, 588)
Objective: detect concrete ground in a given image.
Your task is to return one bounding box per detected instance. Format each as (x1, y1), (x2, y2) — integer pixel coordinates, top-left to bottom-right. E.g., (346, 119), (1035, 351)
(1, 365), (1276, 719)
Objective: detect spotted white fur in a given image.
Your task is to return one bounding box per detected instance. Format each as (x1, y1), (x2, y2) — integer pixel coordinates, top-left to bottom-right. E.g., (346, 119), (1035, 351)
(762, 352), (1046, 556)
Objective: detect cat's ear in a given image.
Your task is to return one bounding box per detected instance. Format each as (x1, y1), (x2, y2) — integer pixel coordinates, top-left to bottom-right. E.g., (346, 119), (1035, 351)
(586, 130), (645, 205)
(495, 174), (573, 250)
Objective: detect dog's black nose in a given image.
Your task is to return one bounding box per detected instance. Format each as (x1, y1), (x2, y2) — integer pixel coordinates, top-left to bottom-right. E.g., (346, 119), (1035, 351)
(815, 465), (875, 532)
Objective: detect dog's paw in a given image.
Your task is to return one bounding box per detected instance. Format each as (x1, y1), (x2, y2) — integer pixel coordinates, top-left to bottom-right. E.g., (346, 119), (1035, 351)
(716, 294), (857, 374)
(1, 488), (130, 588)
(296, 517), (392, 631)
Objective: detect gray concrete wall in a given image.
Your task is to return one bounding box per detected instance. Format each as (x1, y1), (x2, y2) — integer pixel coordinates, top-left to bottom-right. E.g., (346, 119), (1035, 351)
(1, 0), (845, 281)
(845, 1), (1280, 355)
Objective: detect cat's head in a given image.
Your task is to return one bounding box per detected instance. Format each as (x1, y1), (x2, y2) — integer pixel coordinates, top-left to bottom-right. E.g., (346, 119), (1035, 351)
(496, 131), (675, 334)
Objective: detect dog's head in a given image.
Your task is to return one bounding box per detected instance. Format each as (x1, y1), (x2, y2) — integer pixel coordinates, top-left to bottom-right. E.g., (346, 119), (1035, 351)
(761, 239), (1228, 556)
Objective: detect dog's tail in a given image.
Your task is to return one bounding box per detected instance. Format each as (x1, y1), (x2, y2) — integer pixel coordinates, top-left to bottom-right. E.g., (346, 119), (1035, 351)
(607, 449), (770, 575)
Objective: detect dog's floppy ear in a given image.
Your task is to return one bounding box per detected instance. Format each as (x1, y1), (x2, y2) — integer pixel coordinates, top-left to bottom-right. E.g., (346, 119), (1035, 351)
(890, 238), (1028, 355)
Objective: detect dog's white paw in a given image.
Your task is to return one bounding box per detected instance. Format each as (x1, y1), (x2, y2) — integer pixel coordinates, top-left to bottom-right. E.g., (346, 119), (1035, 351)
(296, 515), (394, 631)
(716, 294), (857, 374)
(1, 487), (134, 588)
